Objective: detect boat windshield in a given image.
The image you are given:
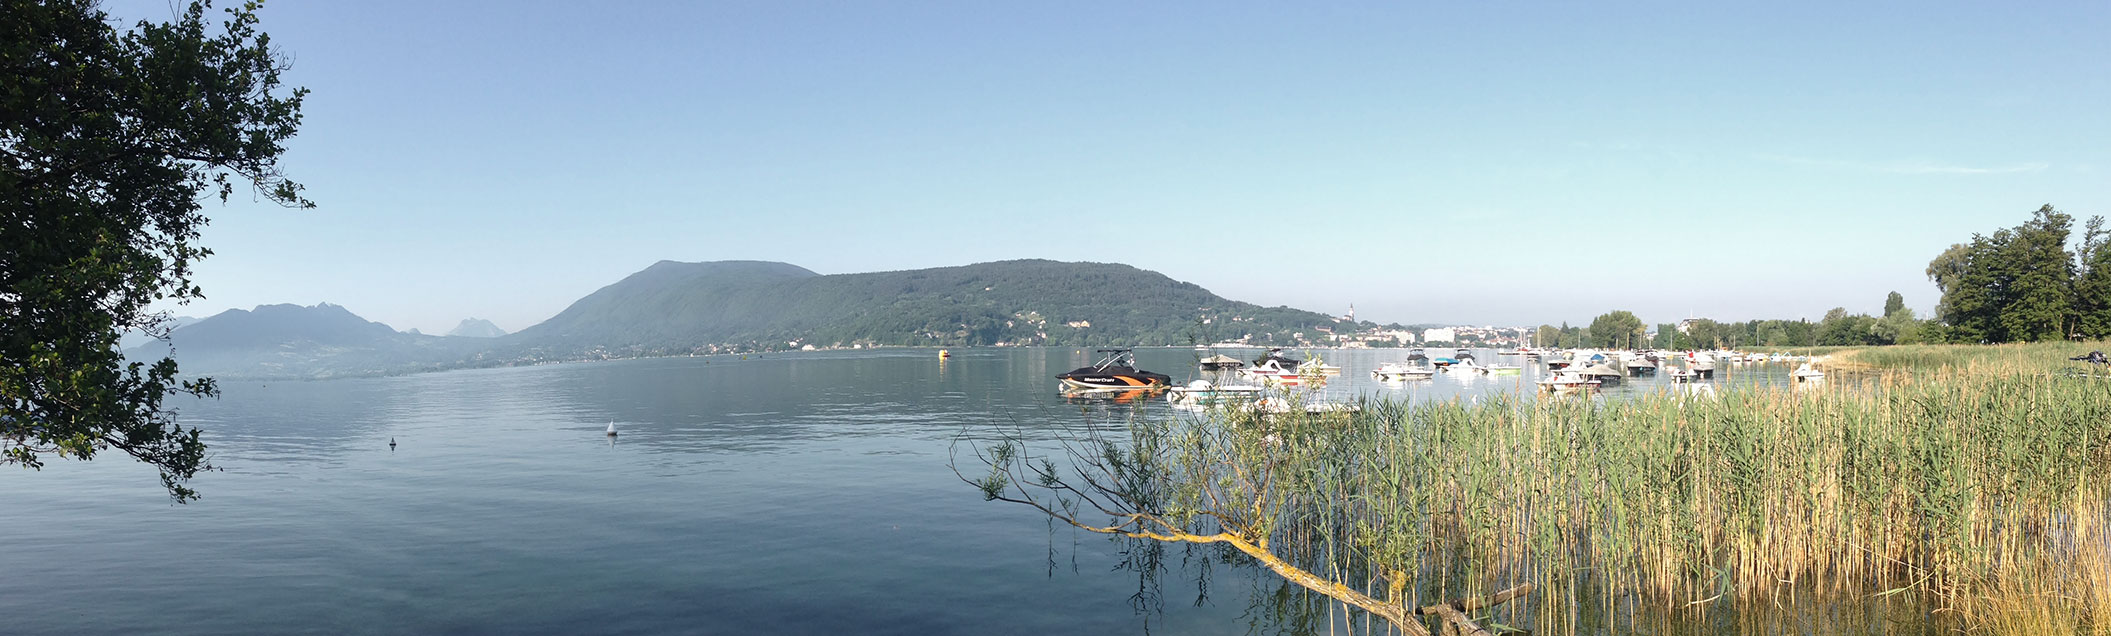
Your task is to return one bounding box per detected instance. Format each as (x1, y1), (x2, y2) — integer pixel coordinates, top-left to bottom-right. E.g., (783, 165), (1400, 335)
(1090, 348), (1138, 369)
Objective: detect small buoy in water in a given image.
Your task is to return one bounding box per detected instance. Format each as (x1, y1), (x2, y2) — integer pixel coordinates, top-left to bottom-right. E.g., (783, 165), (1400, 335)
(388, 437), (396, 450)
(606, 421), (618, 437)
(939, 349), (950, 359)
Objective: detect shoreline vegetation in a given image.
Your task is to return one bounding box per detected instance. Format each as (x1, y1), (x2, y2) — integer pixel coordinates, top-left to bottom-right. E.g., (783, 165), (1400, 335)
(967, 341), (2111, 635)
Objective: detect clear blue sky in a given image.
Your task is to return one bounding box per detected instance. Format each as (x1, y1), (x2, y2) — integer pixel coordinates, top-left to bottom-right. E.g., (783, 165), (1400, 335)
(114, 1), (2109, 333)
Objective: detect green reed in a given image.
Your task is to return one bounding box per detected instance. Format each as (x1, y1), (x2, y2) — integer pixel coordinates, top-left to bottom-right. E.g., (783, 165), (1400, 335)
(1098, 356), (2111, 634)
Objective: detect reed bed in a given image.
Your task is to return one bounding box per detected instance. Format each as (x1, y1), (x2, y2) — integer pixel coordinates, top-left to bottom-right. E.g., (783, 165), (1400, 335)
(1827, 340), (2108, 373)
(1063, 358), (2111, 634)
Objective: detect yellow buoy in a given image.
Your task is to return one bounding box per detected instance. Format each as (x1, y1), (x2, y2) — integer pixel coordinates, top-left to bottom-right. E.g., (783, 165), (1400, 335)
(939, 349), (951, 358)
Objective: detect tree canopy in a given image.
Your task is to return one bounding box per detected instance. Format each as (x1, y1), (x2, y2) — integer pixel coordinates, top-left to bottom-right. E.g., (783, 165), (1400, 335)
(1586, 310), (1644, 349)
(2, 0), (308, 501)
(1928, 205), (2108, 343)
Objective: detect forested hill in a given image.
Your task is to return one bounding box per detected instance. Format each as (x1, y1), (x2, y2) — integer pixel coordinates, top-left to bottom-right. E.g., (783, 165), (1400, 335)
(506, 259), (1344, 356)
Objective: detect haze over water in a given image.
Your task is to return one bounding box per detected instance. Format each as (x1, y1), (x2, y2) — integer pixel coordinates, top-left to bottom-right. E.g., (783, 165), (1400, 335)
(0, 348), (1801, 634)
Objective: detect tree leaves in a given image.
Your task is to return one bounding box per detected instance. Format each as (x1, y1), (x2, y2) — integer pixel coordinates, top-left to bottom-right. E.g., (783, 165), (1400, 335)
(1927, 205), (2107, 343)
(2, 0), (306, 501)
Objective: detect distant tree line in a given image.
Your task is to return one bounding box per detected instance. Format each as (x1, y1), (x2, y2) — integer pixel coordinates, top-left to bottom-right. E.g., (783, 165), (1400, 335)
(1529, 296), (1923, 351)
(1522, 205), (2108, 350)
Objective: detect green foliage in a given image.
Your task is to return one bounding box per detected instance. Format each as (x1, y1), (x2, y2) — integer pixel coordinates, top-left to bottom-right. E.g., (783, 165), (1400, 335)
(2, 0), (308, 501)
(1929, 205), (2104, 343)
(1651, 323), (1676, 349)
(2075, 216), (2111, 339)
(1816, 307), (1882, 346)
(1586, 310), (1644, 349)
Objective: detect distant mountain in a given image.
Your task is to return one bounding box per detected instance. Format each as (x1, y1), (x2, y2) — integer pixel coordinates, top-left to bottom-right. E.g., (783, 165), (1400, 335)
(136, 260), (1357, 379)
(446, 318), (508, 338)
(404, 328), (424, 335)
(507, 259), (1347, 357)
(132, 303), (482, 379)
(118, 315), (201, 349)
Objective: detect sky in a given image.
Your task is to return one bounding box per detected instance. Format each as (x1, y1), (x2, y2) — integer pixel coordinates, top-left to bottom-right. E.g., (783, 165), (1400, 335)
(109, 0), (2111, 333)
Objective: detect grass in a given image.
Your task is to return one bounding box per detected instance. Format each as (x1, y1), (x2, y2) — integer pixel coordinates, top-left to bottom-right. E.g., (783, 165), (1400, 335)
(992, 342), (2111, 634)
(1826, 340), (2110, 374)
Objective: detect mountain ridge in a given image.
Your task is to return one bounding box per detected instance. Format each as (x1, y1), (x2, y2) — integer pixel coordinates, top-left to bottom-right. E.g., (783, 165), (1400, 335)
(143, 259), (1357, 378)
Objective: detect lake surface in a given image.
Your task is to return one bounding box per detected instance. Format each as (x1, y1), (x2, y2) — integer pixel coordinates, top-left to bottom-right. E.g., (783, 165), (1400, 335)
(0, 347), (1798, 635)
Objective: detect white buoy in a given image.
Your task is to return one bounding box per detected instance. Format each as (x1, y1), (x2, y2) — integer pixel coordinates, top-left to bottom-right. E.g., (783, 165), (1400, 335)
(606, 421), (618, 436)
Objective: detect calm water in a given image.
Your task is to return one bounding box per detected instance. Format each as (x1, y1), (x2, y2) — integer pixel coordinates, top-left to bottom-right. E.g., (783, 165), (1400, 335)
(0, 348), (1796, 635)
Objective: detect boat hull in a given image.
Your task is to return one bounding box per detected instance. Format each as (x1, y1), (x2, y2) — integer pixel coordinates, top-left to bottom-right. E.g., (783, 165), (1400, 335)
(1059, 375), (1170, 390)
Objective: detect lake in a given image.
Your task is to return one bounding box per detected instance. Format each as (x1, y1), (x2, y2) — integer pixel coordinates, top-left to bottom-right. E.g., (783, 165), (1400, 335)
(0, 347), (1800, 635)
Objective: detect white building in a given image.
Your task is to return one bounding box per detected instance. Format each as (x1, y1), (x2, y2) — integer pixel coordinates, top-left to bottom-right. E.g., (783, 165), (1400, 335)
(1422, 327), (1456, 343)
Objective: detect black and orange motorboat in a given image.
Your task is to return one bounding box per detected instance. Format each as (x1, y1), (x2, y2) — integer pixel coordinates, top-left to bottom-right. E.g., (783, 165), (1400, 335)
(1056, 349), (1171, 391)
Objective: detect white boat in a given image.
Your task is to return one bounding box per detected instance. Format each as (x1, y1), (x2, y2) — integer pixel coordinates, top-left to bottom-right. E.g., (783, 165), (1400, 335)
(1576, 363), (1624, 385)
(1536, 372), (1601, 394)
(1484, 364), (1524, 375)
(1166, 380), (1265, 406)
(1792, 363), (1825, 383)
(1372, 362), (1436, 380)
(1254, 396), (1361, 415)
(1623, 352), (1658, 376)
(1688, 353), (1716, 379)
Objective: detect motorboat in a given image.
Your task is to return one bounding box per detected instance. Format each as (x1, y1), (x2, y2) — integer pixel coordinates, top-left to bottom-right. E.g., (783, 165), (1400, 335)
(1166, 380), (1265, 406)
(1624, 353), (1658, 377)
(1300, 355), (1343, 376)
(1792, 363), (1825, 383)
(1057, 349), (1172, 390)
(1246, 349), (1338, 379)
(1406, 348), (1430, 365)
(1247, 348), (1305, 377)
(1689, 353), (1717, 379)
(1254, 396), (1362, 416)
(1577, 362), (1624, 385)
(1537, 371), (1601, 394)
(1666, 367), (1694, 383)
(1372, 362), (1436, 380)
(1454, 349), (1477, 365)
(1061, 387), (1160, 404)
(1198, 354), (1246, 371)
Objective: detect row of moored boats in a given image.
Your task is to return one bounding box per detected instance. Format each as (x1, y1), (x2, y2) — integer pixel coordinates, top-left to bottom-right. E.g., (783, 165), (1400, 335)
(1053, 346), (1828, 404)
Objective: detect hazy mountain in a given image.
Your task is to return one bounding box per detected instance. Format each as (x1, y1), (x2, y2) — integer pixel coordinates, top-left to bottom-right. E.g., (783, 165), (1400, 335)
(132, 303), (481, 379)
(404, 328), (424, 335)
(507, 259), (1345, 357)
(117, 315), (201, 350)
(136, 260), (1353, 379)
(445, 318), (508, 338)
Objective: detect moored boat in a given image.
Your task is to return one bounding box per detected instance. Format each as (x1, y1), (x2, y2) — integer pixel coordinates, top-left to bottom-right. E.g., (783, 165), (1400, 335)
(1373, 361), (1436, 380)
(1057, 349), (1172, 390)
(1689, 352), (1717, 379)
(1537, 371), (1601, 394)
(1166, 380), (1265, 406)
